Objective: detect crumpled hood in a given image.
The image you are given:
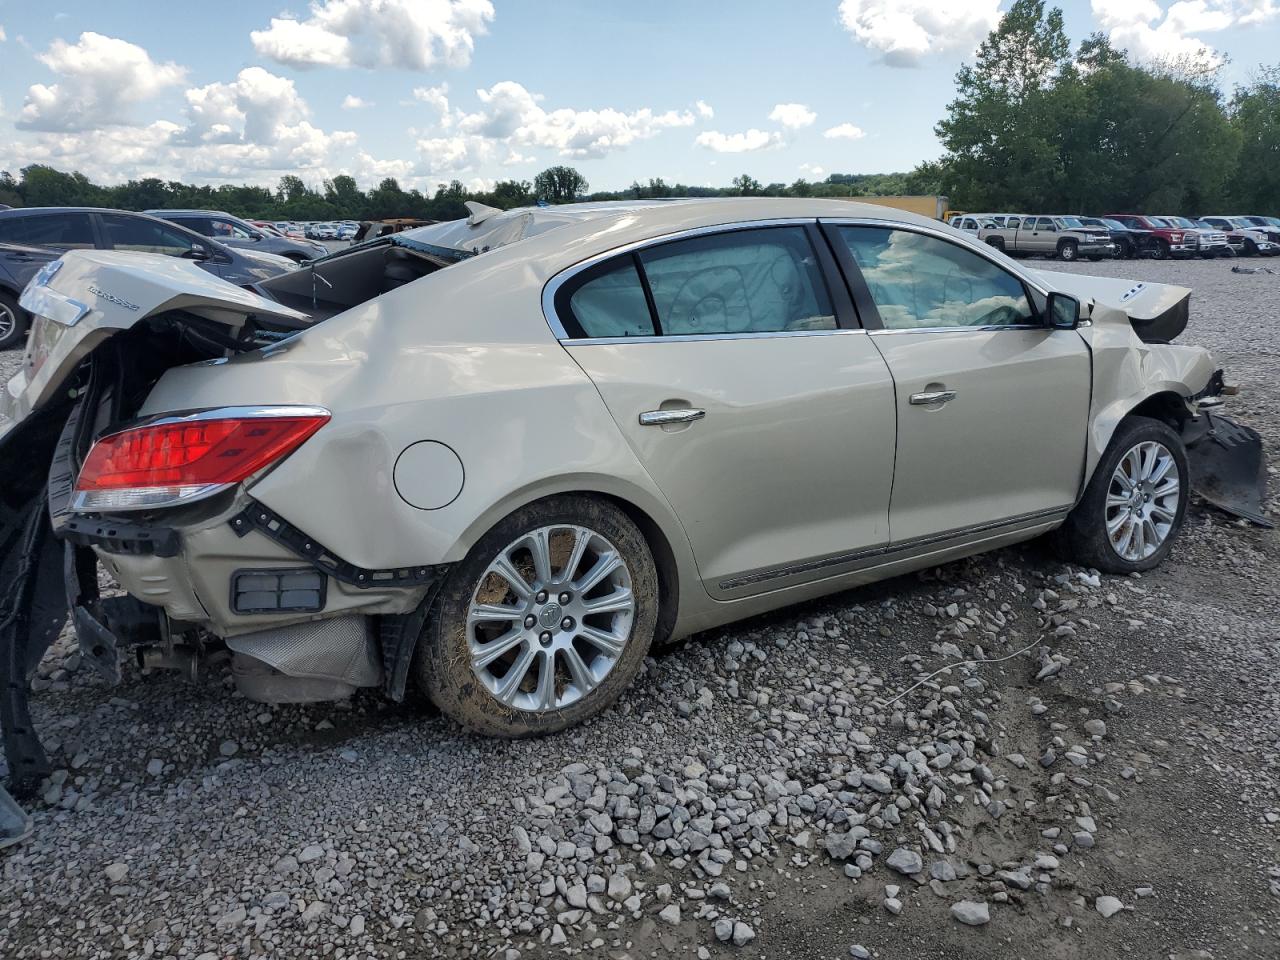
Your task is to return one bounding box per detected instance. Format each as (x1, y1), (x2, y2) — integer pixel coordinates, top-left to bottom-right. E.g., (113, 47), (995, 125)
(1030, 270), (1191, 322)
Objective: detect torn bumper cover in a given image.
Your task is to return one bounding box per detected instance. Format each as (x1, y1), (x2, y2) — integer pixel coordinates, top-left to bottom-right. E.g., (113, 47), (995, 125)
(1182, 410), (1273, 528)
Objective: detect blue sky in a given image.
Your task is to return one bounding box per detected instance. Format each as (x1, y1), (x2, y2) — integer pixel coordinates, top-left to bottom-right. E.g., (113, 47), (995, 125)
(0, 0), (1276, 194)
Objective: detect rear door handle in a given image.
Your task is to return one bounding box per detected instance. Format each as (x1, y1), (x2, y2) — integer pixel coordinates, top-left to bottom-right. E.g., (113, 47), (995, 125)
(909, 390), (957, 406)
(639, 408), (706, 426)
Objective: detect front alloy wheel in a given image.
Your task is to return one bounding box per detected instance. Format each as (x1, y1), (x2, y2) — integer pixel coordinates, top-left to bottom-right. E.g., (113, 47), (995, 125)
(1056, 416), (1189, 574)
(1104, 441), (1180, 562)
(417, 495), (658, 737)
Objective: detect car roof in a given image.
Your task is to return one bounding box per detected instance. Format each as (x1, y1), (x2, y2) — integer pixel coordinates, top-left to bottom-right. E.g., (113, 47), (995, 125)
(0, 206), (161, 217)
(144, 208), (241, 217)
(396, 197), (945, 257)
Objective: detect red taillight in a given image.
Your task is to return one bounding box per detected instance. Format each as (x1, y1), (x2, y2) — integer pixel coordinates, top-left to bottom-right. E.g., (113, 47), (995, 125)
(72, 410), (329, 512)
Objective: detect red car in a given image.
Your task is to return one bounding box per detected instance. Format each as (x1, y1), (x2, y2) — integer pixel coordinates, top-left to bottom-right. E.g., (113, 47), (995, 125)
(1104, 214), (1196, 260)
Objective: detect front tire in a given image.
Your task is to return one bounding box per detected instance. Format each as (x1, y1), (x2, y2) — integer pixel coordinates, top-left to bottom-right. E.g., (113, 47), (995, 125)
(1058, 240), (1079, 261)
(0, 291), (29, 350)
(1056, 417), (1188, 574)
(417, 495), (658, 737)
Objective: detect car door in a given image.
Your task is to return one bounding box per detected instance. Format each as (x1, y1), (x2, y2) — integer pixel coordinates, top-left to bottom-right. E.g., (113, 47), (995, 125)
(552, 223), (898, 598)
(822, 222), (1091, 544)
(1027, 217), (1056, 254)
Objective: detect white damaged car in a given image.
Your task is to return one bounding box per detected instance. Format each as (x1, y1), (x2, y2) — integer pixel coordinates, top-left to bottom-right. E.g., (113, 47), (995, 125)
(0, 199), (1268, 795)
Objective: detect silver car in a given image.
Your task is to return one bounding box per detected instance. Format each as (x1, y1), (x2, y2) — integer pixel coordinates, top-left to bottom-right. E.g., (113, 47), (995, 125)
(0, 199), (1267, 786)
(146, 209), (329, 262)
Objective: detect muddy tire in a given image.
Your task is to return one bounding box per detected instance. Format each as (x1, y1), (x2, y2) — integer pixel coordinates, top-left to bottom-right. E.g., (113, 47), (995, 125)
(416, 494), (658, 738)
(1058, 239), (1078, 261)
(0, 291), (28, 351)
(1056, 417), (1189, 575)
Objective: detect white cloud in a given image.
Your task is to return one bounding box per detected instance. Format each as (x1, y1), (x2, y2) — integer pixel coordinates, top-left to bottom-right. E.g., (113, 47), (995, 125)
(695, 99), (714, 119)
(838, 0), (1001, 67)
(18, 31), (186, 132)
(694, 129), (785, 153)
(769, 103), (816, 129)
(452, 81), (695, 159)
(413, 83), (450, 119)
(799, 163), (825, 178)
(1090, 0), (1276, 66)
(0, 27), (7, 42)
(251, 0), (495, 70)
(342, 94), (372, 109)
(824, 122), (866, 140)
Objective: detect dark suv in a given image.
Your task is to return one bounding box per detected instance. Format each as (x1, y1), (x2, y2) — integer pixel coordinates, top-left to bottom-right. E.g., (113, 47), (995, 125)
(146, 209), (329, 262)
(0, 207), (296, 349)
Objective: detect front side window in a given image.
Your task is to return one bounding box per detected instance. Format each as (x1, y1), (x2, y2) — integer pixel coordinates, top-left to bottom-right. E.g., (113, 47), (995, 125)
(638, 227), (835, 335)
(101, 214), (198, 257)
(833, 226), (1036, 330)
(0, 213), (95, 250)
(1035, 217), (1056, 232)
(210, 218), (256, 240)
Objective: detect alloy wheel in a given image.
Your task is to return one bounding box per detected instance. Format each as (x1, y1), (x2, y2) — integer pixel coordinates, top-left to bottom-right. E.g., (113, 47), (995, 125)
(1105, 440), (1180, 561)
(0, 303), (16, 343)
(466, 524), (635, 713)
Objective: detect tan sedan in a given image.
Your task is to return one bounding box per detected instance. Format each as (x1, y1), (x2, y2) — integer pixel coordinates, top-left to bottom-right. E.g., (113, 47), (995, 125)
(0, 199), (1265, 776)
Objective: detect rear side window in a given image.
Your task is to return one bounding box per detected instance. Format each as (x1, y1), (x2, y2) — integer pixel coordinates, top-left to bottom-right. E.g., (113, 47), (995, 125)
(638, 227), (835, 335)
(101, 214), (198, 257)
(0, 213), (95, 250)
(557, 226), (836, 339)
(169, 215), (214, 236)
(566, 259), (656, 338)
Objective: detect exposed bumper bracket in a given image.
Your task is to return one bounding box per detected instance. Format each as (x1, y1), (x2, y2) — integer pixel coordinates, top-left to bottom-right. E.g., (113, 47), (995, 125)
(229, 500), (449, 589)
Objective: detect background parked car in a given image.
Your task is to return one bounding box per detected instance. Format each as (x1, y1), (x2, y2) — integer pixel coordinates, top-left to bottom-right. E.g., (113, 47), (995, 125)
(1199, 216), (1280, 256)
(950, 213), (998, 235)
(147, 209), (328, 262)
(1237, 216), (1280, 246)
(1104, 214), (1197, 260)
(0, 206), (296, 349)
(1077, 216), (1151, 259)
(1156, 216), (1230, 258)
(979, 215), (1115, 260)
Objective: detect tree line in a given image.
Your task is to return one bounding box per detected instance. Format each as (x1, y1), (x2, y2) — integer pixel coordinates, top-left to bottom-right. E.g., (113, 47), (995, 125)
(0, 164), (932, 224)
(0, 0), (1275, 220)
(921, 0), (1280, 215)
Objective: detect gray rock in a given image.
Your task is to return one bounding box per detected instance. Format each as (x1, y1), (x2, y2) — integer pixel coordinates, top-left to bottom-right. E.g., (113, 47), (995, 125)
(732, 921), (755, 946)
(887, 847), (923, 875)
(930, 860), (957, 882)
(104, 863), (128, 883)
(951, 900), (991, 926)
(1095, 896), (1124, 918)
(658, 904), (681, 925)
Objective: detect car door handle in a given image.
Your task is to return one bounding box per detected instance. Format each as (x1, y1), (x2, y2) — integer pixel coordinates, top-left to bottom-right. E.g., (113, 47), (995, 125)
(909, 390), (957, 406)
(639, 408), (706, 426)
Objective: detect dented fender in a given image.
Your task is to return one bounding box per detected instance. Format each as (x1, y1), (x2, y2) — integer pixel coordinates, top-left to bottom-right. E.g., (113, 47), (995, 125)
(1075, 302), (1215, 483)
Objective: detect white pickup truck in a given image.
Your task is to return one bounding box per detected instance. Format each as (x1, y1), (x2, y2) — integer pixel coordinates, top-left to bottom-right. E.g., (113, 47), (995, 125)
(979, 215), (1117, 261)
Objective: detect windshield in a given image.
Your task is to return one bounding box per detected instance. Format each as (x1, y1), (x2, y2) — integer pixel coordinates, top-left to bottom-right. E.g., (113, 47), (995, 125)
(1101, 219), (1127, 230)
(1057, 217), (1084, 228)
(1228, 217), (1253, 229)
(1167, 217), (1198, 229)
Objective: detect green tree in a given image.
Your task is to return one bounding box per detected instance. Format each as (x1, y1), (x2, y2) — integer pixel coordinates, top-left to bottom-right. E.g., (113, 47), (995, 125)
(533, 165), (588, 203)
(324, 174), (366, 218)
(1226, 66), (1280, 214)
(486, 179), (533, 208)
(934, 0), (1072, 210)
(731, 173), (762, 195)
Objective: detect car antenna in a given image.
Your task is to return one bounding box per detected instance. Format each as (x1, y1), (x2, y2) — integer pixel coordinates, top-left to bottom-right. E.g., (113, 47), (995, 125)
(310, 264), (332, 310)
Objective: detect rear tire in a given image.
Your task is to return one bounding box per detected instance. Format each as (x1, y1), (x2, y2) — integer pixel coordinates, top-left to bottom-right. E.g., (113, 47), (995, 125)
(0, 291), (29, 351)
(416, 495), (658, 738)
(1056, 417), (1189, 575)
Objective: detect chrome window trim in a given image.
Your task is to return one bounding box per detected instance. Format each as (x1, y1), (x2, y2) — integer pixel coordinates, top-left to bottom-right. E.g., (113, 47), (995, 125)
(563, 328), (866, 347)
(868, 324), (1045, 336)
(541, 218), (829, 342)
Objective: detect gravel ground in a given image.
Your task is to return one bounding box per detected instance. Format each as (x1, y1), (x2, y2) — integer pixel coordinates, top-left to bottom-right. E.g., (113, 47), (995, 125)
(1, 257), (1277, 959)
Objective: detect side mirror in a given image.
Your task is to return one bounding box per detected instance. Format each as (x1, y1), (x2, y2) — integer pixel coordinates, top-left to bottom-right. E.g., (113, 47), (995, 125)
(185, 242), (210, 261)
(1047, 292), (1081, 329)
